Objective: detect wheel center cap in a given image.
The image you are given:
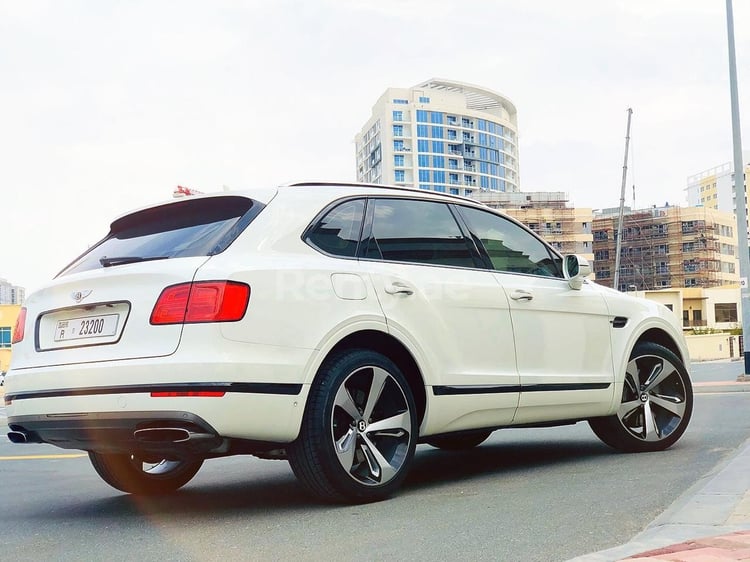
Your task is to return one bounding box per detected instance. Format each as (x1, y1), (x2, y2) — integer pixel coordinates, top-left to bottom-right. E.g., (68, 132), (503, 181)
(639, 392), (649, 403)
(357, 420), (368, 432)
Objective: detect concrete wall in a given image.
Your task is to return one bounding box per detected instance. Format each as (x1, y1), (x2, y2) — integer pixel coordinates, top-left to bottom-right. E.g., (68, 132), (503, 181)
(685, 333), (742, 361)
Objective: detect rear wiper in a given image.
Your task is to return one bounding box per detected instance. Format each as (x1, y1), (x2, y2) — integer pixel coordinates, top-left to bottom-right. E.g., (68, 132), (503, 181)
(99, 256), (170, 267)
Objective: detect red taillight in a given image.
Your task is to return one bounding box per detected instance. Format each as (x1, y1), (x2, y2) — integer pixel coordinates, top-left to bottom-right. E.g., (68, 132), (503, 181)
(150, 391), (226, 397)
(150, 284), (191, 324)
(150, 281), (250, 325)
(12, 307), (27, 344)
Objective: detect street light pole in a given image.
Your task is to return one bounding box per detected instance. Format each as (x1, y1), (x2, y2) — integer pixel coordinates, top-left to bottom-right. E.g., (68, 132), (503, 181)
(725, 0), (750, 376)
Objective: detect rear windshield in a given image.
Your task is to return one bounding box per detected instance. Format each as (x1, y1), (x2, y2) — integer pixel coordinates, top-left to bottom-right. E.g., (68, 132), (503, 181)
(58, 196), (262, 277)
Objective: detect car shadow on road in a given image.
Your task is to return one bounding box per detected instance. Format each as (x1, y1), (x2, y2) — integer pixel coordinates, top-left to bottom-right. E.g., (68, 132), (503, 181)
(406, 436), (612, 490)
(24, 436), (614, 521)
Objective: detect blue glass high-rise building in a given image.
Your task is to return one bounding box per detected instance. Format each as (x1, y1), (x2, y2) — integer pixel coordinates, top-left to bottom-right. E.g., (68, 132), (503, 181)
(355, 79), (519, 196)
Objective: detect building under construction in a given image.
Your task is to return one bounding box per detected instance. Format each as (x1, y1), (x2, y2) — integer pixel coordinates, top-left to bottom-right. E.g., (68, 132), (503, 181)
(473, 191), (594, 262)
(592, 206), (739, 291)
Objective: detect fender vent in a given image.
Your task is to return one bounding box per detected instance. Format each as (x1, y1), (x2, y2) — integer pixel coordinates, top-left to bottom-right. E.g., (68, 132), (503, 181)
(611, 316), (628, 328)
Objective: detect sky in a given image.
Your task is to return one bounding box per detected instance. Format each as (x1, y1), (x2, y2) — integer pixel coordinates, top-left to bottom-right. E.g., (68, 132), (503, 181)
(1, 0), (749, 291)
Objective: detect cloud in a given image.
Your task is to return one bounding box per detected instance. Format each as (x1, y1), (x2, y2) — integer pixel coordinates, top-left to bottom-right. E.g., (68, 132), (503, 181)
(0, 0), (748, 289)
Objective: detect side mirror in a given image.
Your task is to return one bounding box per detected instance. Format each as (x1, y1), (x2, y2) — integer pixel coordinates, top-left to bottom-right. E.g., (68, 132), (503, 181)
(563, 255), (592, 290)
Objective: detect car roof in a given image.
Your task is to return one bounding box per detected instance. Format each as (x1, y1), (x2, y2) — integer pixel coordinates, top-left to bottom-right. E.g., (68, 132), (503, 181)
(106, 182), (502, 228)
(283, 181), (480, 205)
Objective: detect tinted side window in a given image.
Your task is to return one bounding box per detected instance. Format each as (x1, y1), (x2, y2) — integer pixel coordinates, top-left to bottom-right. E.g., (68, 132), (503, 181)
(366, 199), (475, 267)
(306, 199), (365, 257)
(458, 206), (562, 277)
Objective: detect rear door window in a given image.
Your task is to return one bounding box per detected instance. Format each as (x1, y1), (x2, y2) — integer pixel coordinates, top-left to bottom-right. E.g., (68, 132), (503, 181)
(364, 198), (477, 268)
(58, 196), (262, 276)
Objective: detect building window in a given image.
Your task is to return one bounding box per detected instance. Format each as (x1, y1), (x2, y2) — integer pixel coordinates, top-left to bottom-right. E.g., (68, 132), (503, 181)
(394, 170), (405, 182)
(418, 96), (430, 103)
(432, 141), (444, 153)
(0, 327), (11, 348)
(394, 154), (404, 167)
(419, 170), (430, 182)
(715, 303), (738, 323)
(393, 99), (408, 104)
(417, 139), (429, 152)
(416, 110), (428, 122)
(393, 125), (403, 137)
(430, 112), (443, 124)
(418, 154), (429, 167)
(392, 110), (403, 121)
(431, 126), (444, 139)
(417, 124), (429, 137)
(394, 140), (404, 151)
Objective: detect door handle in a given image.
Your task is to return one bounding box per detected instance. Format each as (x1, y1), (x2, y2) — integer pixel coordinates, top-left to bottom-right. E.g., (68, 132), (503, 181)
(510, 289), (533, 301)
(384, 281), (414, 296)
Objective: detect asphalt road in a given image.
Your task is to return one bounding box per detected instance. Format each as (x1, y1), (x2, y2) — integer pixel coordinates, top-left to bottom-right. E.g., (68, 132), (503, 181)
(1, 367), (749, 561)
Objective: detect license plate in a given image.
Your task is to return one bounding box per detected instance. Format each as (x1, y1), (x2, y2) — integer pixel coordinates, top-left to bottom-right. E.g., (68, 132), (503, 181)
(54, 314), (120, 342)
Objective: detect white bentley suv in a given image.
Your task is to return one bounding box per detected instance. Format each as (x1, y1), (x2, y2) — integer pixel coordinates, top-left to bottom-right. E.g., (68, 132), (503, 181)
(5, 182), (692, 503)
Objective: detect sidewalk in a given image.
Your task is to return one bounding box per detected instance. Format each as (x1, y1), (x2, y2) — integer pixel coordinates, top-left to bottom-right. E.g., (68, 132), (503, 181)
(572, 361), (750, 561)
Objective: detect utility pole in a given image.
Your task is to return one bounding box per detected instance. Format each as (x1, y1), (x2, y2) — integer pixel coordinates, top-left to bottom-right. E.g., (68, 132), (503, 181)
(725, 0), (750, 377)
(614, 108), (633, 290)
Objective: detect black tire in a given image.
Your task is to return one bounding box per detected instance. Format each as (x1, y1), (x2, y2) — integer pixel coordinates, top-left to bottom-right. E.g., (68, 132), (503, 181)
(589, 342), (693, 453)
(288, 349), (418, 503)
(426, 431), (492, 450)
(88, 452), (203, 494)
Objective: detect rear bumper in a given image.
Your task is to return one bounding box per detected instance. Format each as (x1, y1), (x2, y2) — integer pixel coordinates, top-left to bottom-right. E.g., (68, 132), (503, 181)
(6, 381), (310, 445)
(7, 411), (224, 459)
(5, 346), (314, 445)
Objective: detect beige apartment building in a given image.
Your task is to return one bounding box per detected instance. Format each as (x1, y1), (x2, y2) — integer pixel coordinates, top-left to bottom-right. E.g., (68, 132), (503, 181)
(473, 191), (594, 262)
(592, 206), (739, 292)
(685, 150), (750, 220)
(0, 304), (21, 372)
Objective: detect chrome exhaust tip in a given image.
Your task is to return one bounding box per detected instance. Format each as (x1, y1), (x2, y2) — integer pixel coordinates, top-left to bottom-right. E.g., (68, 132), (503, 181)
(7, 431), (29, 444)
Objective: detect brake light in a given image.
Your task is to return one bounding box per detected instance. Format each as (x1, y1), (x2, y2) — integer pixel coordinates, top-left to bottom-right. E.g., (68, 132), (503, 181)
(12, 307), (27, 343)
(150, 391), (226, 397)
(150, 281), (250, 325)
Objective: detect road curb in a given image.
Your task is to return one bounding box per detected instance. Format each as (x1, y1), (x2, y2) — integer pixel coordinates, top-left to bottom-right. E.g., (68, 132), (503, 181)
(693, 381), (750, 393)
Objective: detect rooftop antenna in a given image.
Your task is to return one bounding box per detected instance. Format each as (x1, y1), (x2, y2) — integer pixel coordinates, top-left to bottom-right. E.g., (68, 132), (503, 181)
(614, 108), (633, 290)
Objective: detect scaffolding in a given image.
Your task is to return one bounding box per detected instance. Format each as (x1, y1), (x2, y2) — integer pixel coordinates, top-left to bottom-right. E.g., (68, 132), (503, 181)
(505, 206), (590, 255)
(592, 207), (726, 291)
